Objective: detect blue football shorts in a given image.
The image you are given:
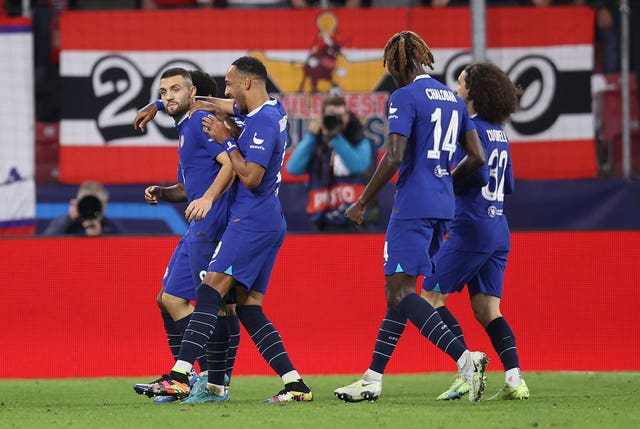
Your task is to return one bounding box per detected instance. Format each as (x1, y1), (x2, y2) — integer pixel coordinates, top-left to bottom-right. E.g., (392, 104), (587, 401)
(383, 218), (449, 277)
(422, 240), (508, 298)
(163, 237), (217, 301)
(207, 222), (285, 294)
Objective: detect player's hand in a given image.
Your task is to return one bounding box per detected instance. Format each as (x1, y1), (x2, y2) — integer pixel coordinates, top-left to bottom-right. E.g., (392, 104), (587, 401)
(202, 114), (232, 143)
(133, 103), (159, 132)
(68, 198), (80, 220)
(144, 185), (163, 204)
(190, 100), (218, 117)
(205, 107), (242, 139)
(185, 196), (213, 222)
(82, 218), (103, 236)
(345, 201), (366, 225)
(308, 117), (322, 135)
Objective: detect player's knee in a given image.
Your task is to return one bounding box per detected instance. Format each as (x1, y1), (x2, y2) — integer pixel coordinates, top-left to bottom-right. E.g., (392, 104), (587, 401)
(385, 284), (412, 310)
(156, 290), (167, 312)
(160, 292), (187, 314)
(472, 305), (500, 328)
(202, 271), (217, 286)
(421, 289), (446, 307)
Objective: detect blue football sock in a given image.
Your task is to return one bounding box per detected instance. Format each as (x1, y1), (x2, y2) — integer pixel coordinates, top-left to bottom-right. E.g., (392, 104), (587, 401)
(161, 312), (181, 361)
(369, 307), (407, 374)
(226, 315), (240, 382)
(486, 316), (520, 371)
(398, 293), (466, 362)
(206, 316), (229, 386)
(436, 306), (467, 349)
(177, 284), (221, 364)
(237, 305), (295, 377)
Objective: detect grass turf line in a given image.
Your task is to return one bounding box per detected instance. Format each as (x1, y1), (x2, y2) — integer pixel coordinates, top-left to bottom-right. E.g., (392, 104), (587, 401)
(1, 372), (638, 429)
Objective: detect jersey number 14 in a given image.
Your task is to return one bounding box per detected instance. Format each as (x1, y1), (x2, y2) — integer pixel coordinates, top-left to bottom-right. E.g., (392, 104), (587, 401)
(427, 108), (458, 160)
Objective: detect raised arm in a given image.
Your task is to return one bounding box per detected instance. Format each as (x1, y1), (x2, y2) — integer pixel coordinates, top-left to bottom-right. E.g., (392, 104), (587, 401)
(190, 97), (236, 116)
(452, 129), (485, 184)
(133, 101), (160, 132)
(184, 152), (236, 222)
(201, 113), (265, 190)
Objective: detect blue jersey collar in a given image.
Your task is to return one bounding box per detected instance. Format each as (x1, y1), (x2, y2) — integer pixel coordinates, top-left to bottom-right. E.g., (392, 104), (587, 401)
(246, 97), (278, 117)
(414, 74), (431, 82)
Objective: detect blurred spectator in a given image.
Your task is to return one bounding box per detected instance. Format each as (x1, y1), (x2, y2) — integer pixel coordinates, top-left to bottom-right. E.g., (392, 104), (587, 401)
(286, 95), (374, 231)
(593, 0), (621, 73)
(140, 0), (216, 8)
(226, 0), (289, 7)
(369, 0), (424, 6)
(42, 181), (126, 236)
(291, 0), (361, 7)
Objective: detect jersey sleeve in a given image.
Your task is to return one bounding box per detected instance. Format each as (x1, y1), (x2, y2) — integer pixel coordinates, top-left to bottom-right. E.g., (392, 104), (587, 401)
(177, 163), (183, 183)
(241, 115), (277, 168)
(386, 89), (415, 138)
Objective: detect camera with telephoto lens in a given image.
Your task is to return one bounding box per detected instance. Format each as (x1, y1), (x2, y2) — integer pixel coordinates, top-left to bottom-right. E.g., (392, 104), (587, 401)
(77, 195), (103, 221)
(322, 113), (343, 132)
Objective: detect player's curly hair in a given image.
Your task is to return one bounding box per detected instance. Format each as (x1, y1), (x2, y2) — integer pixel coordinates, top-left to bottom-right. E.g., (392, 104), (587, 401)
(383, 30), (435, 72)
(463, 62), (522, 125)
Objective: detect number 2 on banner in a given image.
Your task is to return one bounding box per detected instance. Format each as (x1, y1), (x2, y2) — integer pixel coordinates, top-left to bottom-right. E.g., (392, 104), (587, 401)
(427, 108), (458, 160)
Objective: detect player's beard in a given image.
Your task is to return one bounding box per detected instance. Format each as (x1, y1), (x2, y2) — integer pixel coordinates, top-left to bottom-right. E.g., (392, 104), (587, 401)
(167, 102), (189, 119)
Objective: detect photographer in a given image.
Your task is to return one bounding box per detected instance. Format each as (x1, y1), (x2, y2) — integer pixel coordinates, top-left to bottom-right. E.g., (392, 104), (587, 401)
(286, 95), (373, 231)
(42, 180), (125, 236)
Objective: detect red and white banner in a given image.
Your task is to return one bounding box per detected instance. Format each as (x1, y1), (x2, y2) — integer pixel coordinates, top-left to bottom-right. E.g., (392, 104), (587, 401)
(0, 17), (35, 235)
(59, 6), (595, 183)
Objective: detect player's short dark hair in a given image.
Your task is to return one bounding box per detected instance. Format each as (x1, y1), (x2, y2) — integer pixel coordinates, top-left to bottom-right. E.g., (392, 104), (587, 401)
(232, 56), (267, 80)
(463, 62), (522, 125)
(160, 67), (192, 85)
(189, 70), (217, 97)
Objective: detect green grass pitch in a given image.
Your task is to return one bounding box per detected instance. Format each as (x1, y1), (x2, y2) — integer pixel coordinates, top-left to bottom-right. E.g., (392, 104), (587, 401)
(1, 372), (638, 428)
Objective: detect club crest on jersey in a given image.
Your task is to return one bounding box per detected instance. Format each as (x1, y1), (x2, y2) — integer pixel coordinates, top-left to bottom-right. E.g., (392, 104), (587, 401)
(433, 165), (450, 178)
(487, 205), (503, 218)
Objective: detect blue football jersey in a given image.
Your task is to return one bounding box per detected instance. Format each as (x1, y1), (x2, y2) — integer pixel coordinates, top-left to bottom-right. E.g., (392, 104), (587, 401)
(448, 115), (514, 252)
(229, 98), (287, 231)
(176, 110), (231, 242)
(387, 74), (476, 220)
